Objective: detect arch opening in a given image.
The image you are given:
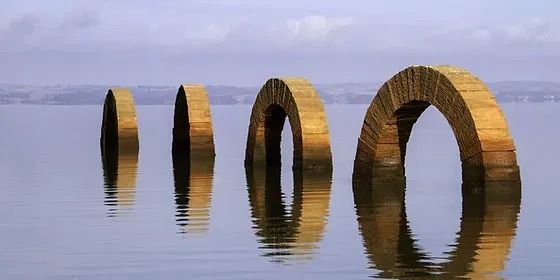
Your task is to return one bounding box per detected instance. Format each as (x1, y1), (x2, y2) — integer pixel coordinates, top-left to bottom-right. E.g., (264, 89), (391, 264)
(101, 92), (118, 153)
(354, 65), (520, 192)
(263, 104), (288, 166)
(401, 105), (463, 262)
(403, 105), (461, 180)
(172, 87), (191, 155)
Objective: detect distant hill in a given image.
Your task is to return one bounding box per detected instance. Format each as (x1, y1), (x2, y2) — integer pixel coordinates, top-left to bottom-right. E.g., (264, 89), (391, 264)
(1, 81), (560, 105)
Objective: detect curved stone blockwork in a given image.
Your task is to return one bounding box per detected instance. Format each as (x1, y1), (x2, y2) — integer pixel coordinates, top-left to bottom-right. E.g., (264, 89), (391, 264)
(245, 78), (332, 170)
(100, 88), (139, 154)
(353, 177), (520, 278)
(172, 85), (215, 158)
(354, 65), (519, 188)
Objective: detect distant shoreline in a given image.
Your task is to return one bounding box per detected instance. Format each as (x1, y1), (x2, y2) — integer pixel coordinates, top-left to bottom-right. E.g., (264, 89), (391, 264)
(2, 81), (560, 105)
(1, 100), (557, 106)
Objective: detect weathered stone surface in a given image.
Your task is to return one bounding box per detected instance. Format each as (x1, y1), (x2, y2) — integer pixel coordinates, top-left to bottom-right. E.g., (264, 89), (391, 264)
(353, 65), (520, 188)
(246, 165), (332, 261)
(353, 176), (520, 278)
(100, 88), (139, 154)
(172, 85), (215, 158)
(245, 78), (332, 170)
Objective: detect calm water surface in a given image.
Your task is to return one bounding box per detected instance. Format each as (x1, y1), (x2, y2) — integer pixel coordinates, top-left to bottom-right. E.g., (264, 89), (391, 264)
(0, 104), (559, 279)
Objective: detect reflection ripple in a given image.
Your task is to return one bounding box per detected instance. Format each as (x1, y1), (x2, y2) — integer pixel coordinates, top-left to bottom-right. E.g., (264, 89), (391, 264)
(246, 166), (332, 262)
(353, 177), (520, 279)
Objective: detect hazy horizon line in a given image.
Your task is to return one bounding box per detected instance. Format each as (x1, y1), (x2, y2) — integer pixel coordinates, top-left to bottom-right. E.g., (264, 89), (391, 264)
(2, 79), (559, 88)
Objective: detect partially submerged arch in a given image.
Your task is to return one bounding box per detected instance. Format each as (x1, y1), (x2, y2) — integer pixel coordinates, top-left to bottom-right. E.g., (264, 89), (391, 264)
(100, 88), (139, 154)
(100, 88), (139, 217)
(245, 78), (332, 170)
(172, 84), (215, 158)
(354, 65), (519, 190)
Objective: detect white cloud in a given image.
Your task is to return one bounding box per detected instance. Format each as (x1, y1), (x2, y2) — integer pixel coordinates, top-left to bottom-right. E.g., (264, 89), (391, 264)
(422, 18), (560, 54)
(285, 15), (354, 42)
(471, 28), (492, 43)
(59, 11), (99, 30)
(184, 23), (232, 45)
(172, 15), (356, 52)
(504, 18), (559, 43)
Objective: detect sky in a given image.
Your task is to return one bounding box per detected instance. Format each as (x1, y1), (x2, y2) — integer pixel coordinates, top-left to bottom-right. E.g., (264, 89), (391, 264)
(0, 0), (559, 86)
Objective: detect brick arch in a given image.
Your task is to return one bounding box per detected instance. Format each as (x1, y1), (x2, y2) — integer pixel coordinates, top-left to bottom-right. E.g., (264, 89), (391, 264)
(100, 88), (139, 154)
(172, 84), (215, 158)
(354, 65), (519, 187)
(353, 177), (520, 278)
(245, 78), (332, 170)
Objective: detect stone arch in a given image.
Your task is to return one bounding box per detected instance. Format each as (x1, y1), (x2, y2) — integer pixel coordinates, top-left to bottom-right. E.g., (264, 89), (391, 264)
(245, 78), (332, 170)
(172, 84), (215, 158)
(100, 88), (139, 154)
(245, 165), (331, 261)
(353, 177), (520, 278)
(353, 65), (519, 188)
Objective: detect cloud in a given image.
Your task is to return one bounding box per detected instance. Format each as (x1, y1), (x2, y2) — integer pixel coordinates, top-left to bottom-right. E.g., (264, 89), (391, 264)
(173, 15), (355, 53)
(184, 23), (232, 45)
(285, 15), (354, 43)
(60, 11), (100, 30)
(504, 18), (559, 43)
(0, 14), (41, 50)
(422, 18), (560, 55)
(1, 14), (40, 39)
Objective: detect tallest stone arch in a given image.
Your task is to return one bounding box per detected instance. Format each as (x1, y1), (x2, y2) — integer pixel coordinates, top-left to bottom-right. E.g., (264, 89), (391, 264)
(353, 65), (519, 190)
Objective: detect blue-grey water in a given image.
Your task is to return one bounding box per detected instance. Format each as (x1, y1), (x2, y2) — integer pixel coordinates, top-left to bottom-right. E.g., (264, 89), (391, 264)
(0, 104), (558, 279)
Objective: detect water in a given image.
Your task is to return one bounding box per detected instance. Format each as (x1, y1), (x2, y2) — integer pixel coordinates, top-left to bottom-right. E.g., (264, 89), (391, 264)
(0, 104), (559, 279)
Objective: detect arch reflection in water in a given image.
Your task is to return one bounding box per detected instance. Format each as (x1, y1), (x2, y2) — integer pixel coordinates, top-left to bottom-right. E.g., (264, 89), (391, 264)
(172, 152), (215, 235)
(353, 176), (520, 279)
(101, 149), (139, 217)
(245, 166), (332, 262)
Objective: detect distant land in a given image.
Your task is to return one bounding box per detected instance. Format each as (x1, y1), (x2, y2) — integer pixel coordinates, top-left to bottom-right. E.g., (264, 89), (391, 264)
(1, 81), (560, 105)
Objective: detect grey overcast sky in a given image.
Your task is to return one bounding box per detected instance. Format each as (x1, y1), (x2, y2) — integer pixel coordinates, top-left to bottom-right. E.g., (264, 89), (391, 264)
(1, 0), (559, 86)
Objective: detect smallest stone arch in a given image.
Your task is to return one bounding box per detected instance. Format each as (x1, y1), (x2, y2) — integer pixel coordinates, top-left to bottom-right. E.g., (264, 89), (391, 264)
(245, 78), (332, 170)
(100, 88), (139, 155)
(172, 84), (215, 159)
